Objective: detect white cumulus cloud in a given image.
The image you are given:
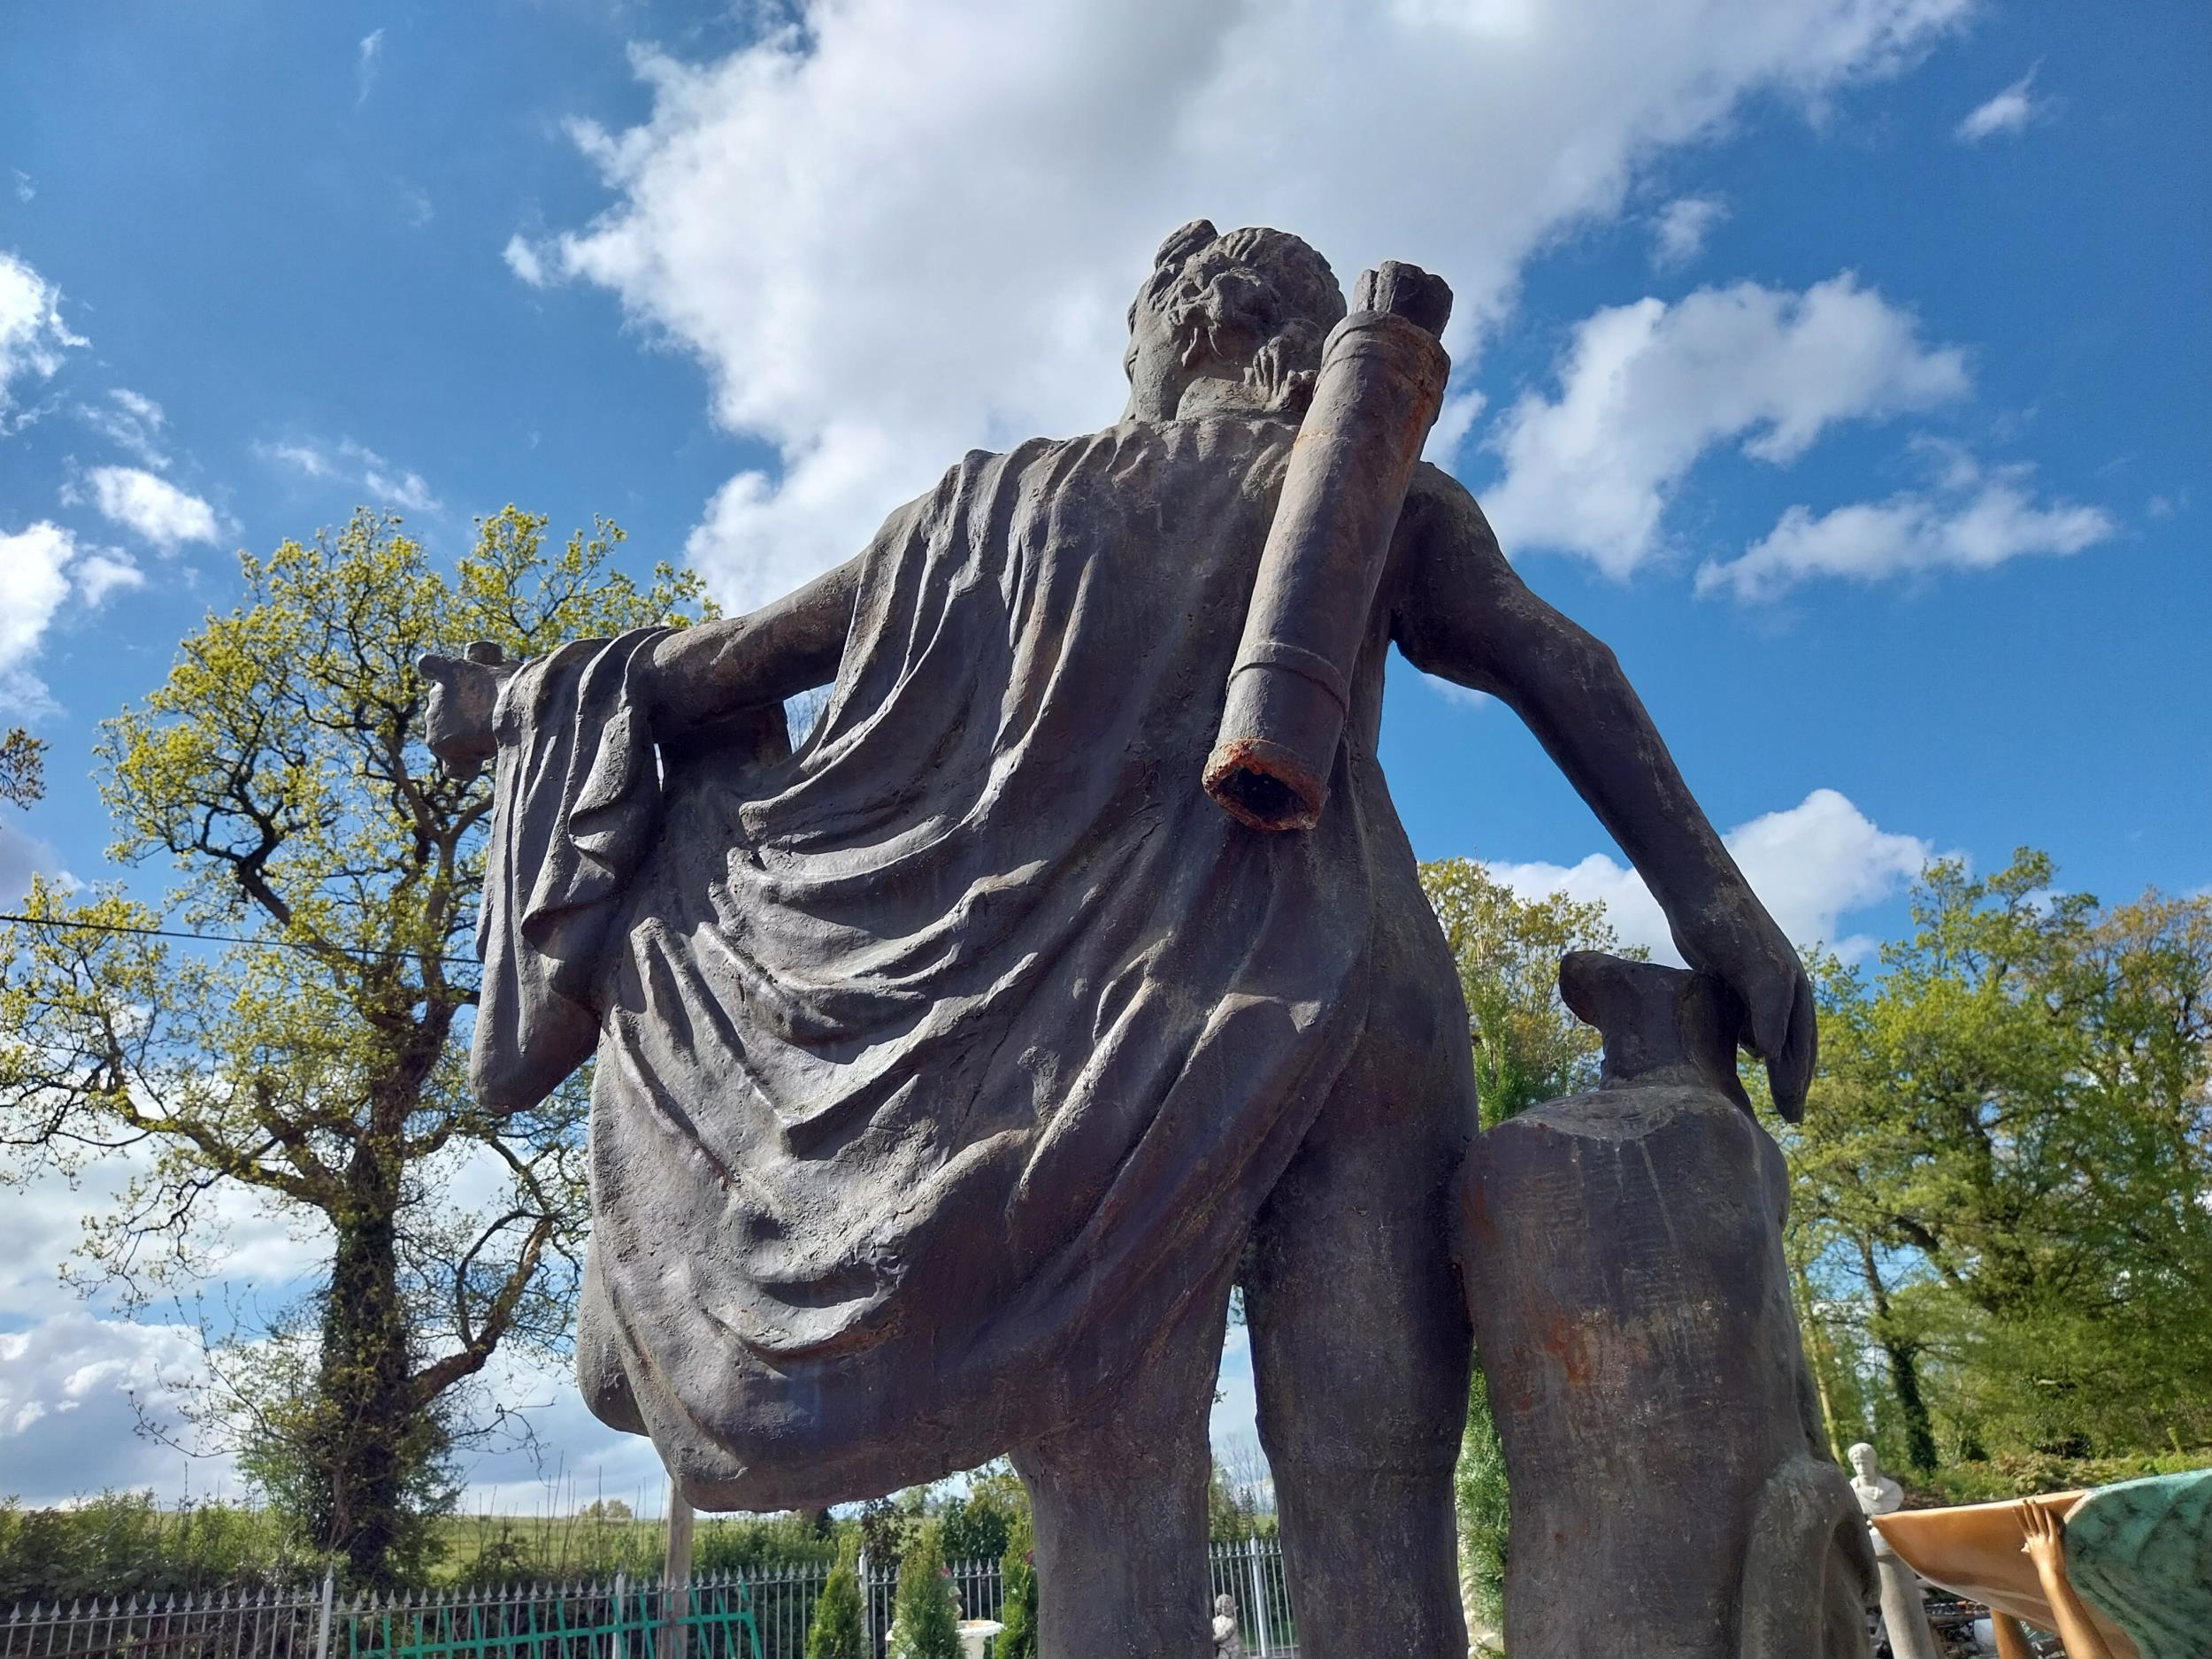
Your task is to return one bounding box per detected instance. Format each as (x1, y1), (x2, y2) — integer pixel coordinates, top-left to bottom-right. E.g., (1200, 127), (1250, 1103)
(1649, 194), (1731, 270)
(73, 549), (146, 607)
(78, 386), (172, 470)
(0, 1311), (223, 1505)
(256, 436), (438, 511)
(0, 250), (88, 423)
(1699, 450), (2115, 600)
(525, 0), (1972, 609)
(257, 439), (331, 478)
(74, 465), (222, 552)
(1481, 274), (1968, 577)
(357, 28), (386, 104)
(342, 440), (438, 511)
(503, 234), (550, 288)
(0, 1143), (332, 1507)
(1955, 65), (2046, 142)
(0, 519), (144, 713)
(0, 521), (77, 709)
(1485, 787), (1932, 963)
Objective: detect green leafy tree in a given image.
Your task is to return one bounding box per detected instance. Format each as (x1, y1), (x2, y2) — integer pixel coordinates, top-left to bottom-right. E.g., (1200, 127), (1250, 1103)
(0, 508), (711, 1586)
(1207, 1458), (1256, 1544)
(805, 1533), (866, 1659)
(856, 1490), (924, 1574)
(936, 1461), (1023, 1563)
(693, 1509), (839, 1572)
(885, 1520), (960, 1659)
(1418, 856), (1640, 1647)
(1421, 857), (1634, 1130)
(0, 727), (43, 810)
(994, 1509), (1038, 1659)
(1787, 851), (2212, 1465)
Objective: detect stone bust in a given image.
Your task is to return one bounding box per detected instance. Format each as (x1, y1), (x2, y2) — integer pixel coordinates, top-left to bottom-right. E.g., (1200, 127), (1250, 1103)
(1849, 1443), (1906, 1517)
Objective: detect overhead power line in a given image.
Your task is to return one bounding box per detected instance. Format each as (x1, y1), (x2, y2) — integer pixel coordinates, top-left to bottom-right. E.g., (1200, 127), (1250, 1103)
(0, 910), (479, 967)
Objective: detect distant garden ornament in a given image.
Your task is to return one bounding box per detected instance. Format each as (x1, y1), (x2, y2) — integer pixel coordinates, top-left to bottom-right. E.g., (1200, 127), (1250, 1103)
(427, 221), (1827, 1657)
(1848, 1444), (1940, 1659)
(1210, 1594), (1243, 1658)
(1848, 1443), (1906, 1517)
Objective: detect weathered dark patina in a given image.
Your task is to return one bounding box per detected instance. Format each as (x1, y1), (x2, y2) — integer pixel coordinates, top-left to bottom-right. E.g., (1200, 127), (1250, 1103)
(1463, 954), (1873, 1658)
(1206, 263), (1453, 831)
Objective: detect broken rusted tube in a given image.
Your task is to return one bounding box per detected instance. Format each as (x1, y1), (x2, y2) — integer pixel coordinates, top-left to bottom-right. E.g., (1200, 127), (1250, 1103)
(1204, 261), (1452, 831)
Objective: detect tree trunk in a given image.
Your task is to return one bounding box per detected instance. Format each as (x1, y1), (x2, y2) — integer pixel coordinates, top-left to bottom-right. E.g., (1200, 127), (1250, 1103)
(1856, 1240), (1938, 1473)
(1792, 1257), (1847, 1464)
(306, 1140), (419, 1586)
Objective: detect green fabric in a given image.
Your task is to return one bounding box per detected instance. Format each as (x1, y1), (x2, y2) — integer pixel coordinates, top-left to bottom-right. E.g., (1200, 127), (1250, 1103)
(2066, 1469), (2212, 1659)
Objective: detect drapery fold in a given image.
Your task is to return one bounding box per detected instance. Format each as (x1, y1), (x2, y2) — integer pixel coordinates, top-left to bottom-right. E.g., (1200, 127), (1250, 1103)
(476, 419), (1380, 1508)
(472, 629), (667, 1115)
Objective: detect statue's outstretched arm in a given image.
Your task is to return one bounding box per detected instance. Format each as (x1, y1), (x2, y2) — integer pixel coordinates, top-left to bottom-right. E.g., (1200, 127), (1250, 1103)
(2016, 1502), (2116, 1659)
(639, 553), (863, 742)
(416, 555), (863, 770)
(1391, 467), (1815, 1116)
(419, 554), (864, 768)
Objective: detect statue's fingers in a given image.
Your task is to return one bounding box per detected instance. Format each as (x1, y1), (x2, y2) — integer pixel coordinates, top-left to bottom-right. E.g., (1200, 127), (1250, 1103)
(1764, 970), (1816, 1122)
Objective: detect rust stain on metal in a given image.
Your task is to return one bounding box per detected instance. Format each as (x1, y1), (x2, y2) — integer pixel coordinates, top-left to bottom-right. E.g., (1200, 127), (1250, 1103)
(1541, 1311), (1595, 1392)
(1204, 278), (1453, 835)
(1201, 735), (1323, 832)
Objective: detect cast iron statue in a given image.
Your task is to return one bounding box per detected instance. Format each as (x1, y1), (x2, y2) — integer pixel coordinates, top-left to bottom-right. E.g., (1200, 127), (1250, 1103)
(424, 222), (1816, 1659)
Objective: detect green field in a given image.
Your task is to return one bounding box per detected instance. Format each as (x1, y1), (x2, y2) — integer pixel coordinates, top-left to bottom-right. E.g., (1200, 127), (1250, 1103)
(0, 1495), (840, 1602)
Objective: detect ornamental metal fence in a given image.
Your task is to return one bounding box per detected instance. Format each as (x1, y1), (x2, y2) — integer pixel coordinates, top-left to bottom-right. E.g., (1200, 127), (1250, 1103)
(1208, 1540), (1297, 1657)
(0, 1540), (1297, 1659)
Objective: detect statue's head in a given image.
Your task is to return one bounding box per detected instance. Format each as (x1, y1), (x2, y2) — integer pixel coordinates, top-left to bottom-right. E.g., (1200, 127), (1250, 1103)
(1215, 1594), (1237, 1617)
(1122, 219), (1347, 422)
(1847, 1441), (1878, 1478)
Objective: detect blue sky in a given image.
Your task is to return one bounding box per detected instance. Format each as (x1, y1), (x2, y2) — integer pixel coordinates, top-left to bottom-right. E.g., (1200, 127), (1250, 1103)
(0, 0), (2205, 1510)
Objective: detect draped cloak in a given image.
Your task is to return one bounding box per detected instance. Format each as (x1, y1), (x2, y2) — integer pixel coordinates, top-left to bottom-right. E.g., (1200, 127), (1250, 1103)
(474, 418), (1386, 1509)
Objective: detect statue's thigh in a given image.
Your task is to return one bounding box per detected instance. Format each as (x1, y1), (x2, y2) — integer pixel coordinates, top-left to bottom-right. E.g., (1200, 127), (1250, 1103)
(1241, 979), (1476, 1467)
(1238, 992), (1476, 1658)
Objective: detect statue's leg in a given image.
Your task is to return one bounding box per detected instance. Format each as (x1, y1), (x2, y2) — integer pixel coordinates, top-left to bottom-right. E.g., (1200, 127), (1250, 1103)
(1242, 993), (1477, 1659)
(1011, 1265), (1232, 1659)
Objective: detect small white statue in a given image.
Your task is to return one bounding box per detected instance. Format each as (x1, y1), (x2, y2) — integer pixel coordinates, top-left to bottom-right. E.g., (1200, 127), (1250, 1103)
(1848, 1443), (1947, 1659)
(1848, 1442), (1905, 1517)
(1211, 1594), (1245, 1659)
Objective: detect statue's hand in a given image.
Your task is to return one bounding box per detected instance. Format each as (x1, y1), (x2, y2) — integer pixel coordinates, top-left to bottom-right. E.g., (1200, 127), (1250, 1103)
(417, 641), (516, 775)
(1680, 886), (1816, 1120)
